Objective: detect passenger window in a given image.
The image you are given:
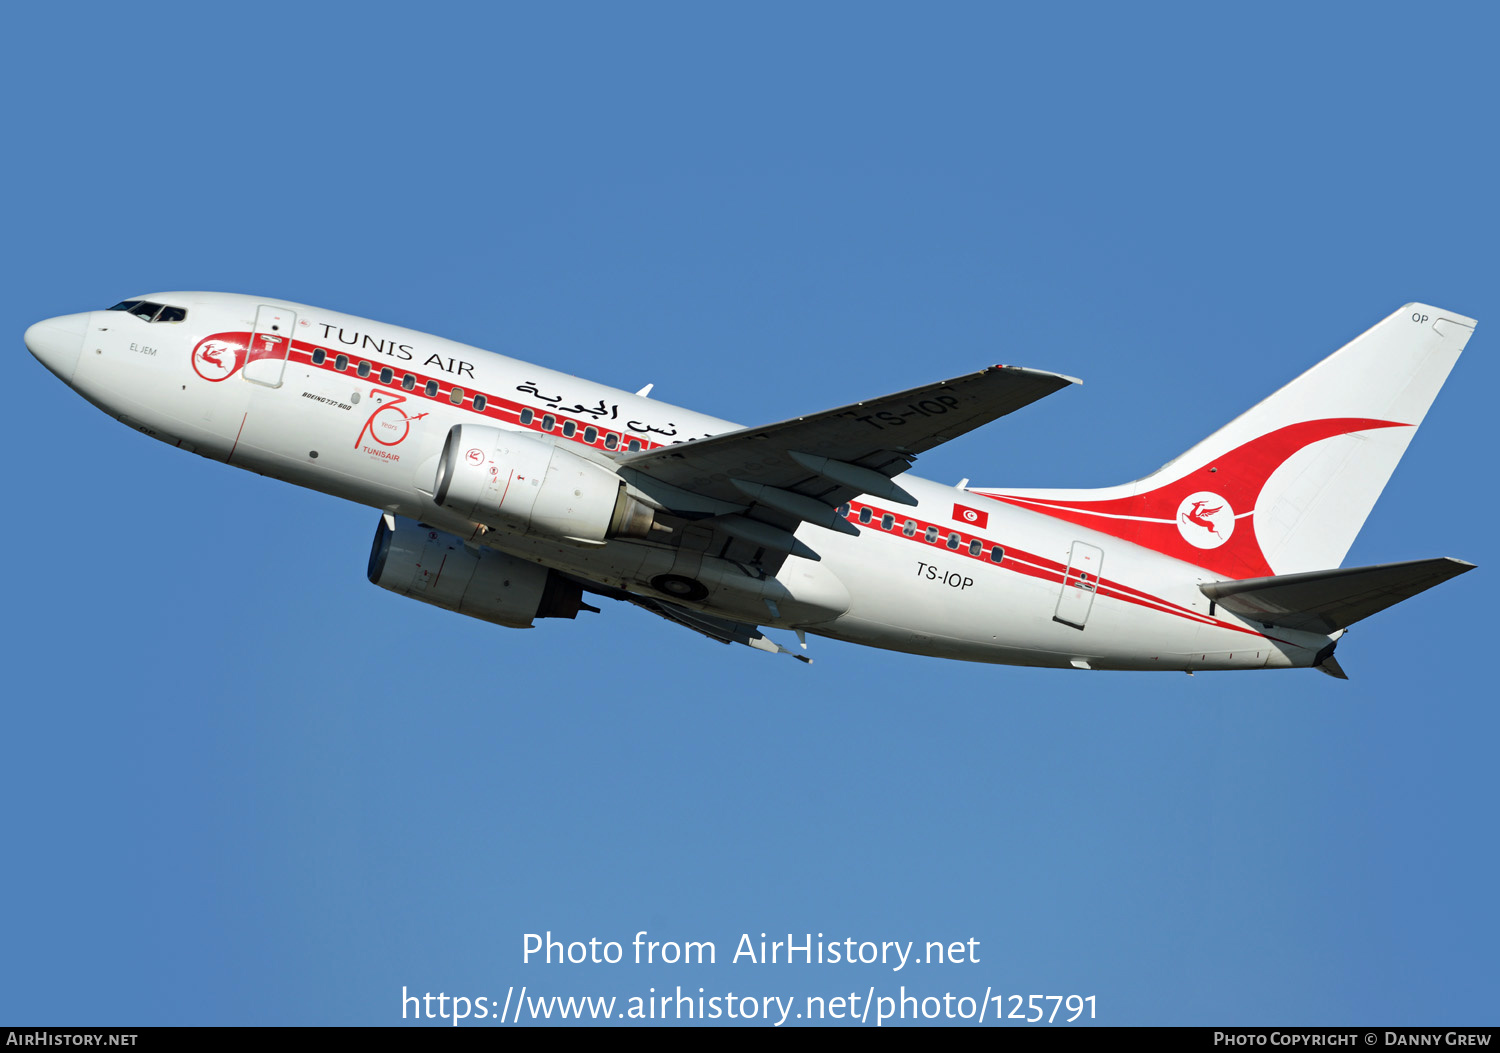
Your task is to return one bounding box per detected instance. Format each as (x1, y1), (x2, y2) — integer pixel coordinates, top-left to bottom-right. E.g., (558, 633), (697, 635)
(562, 420), (576, 437)
(473, 395), (486, 412)
(450, 386), (464, 405)
(312, 348), (326, 365)
(604, 433), (619, 450)
(903, 520), (917, 537)
(424, 380), (438, 397)
(858, 507), (872, 524)
(946, 532), (960, 550)
(402, 374), (415, 391)
(627, 439), (642, 452)
(881, 513), (894, 530)
(520, 408), (534, 425)
(837, 504), (851, 518)
(541, 414), (556, 431)
(924, 526), (939, 543)
(583, 426), (598, 443)
(968, 539), (982, 556)
(357, 361), (371, 378)
(990, 545), (1004, 563)
(379, 366), (393, 385)
(335, 354), (349, 371)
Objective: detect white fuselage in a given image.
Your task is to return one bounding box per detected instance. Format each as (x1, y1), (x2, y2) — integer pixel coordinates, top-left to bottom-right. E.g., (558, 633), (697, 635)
(39, 293), (1333, 671)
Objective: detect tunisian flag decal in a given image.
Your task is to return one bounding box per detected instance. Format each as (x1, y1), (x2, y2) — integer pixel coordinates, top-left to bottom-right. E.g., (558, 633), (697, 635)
(953, 503), (989, 529)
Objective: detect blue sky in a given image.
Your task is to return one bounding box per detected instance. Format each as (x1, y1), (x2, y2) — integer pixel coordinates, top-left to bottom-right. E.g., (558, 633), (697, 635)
(3, 2), (1495, 1026)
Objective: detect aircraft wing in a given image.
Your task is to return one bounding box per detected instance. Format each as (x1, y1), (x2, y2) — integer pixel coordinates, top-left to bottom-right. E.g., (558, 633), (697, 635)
(614, 365), (1077, 555)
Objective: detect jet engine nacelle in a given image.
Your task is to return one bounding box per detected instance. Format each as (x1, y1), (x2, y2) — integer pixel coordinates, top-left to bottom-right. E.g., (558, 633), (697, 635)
(367, 514), (597, 628)
(433, 424), (657, 544)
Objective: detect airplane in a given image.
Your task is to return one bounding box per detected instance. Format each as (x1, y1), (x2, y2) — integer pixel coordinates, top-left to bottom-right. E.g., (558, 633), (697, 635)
(25, 294), (1476, 677)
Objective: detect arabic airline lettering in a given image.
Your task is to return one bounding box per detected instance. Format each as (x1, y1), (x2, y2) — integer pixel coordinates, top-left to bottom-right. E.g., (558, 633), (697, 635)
(25, 294), (1477, 677)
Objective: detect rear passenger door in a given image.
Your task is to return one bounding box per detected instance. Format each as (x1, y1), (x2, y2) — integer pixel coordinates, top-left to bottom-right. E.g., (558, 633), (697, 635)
(1053, 541), (1103, 629)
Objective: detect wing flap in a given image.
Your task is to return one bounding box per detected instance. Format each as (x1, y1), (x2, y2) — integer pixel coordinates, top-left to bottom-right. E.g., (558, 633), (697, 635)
(1200, 557), (1475, 634)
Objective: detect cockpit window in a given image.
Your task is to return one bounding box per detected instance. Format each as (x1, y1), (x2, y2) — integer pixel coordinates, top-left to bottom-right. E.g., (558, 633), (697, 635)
(108, 300), (188, 323)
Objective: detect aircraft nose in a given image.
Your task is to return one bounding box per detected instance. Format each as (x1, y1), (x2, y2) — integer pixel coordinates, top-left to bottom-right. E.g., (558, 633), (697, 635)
(25, 312), (89, 384)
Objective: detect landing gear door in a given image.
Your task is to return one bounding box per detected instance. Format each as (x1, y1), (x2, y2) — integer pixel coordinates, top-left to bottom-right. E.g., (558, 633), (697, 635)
(243, 305), (297, 388)
(1054, 541), (1103, 630)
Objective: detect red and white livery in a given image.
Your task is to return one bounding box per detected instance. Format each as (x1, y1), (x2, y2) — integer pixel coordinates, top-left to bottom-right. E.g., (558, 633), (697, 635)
(26, 296), (1476, 676)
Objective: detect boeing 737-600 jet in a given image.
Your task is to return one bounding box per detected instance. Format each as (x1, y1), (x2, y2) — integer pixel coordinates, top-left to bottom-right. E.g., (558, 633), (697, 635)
(25, 295), (1476, 676)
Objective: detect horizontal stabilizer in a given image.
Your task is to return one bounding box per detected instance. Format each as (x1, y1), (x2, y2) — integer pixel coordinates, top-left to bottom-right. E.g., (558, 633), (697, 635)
(1315, 653), (1349, 679)
(1200, 557), (1475, 634)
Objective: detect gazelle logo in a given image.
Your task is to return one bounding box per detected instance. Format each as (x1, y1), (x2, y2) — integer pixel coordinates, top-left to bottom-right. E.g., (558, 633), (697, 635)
(191, 336), (246, 382)
(1176, 491), (1235, 549)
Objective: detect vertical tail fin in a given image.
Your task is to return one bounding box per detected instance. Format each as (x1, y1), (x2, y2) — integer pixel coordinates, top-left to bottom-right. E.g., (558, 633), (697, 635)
(977, 304), (1476, 579)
